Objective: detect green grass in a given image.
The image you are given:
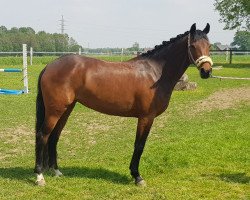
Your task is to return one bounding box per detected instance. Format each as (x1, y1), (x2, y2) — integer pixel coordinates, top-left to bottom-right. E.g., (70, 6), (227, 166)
(0, 58), (249, 199)
(0, 54), (249, 66)
(211, 54), (250, 64)
(0, 55), (133, 66)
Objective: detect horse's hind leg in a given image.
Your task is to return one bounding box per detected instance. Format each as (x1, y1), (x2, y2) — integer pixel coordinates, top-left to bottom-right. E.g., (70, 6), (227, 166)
(48, 102), (76, 176)
(35, 108), (67, 186)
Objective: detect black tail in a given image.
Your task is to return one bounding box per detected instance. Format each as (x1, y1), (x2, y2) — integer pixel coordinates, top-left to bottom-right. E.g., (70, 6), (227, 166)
(35, 68), (46, 133)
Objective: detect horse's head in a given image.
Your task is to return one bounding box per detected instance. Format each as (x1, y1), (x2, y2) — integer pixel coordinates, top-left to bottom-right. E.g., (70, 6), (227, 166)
(188, 23), (213, 79)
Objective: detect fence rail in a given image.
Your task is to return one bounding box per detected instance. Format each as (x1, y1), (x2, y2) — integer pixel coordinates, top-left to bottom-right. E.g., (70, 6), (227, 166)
(210, 50), (250, 64)
(0, 49), (249, 65)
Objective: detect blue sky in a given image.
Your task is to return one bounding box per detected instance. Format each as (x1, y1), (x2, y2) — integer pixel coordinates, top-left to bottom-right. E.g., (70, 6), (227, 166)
(0, 0), (235, 48)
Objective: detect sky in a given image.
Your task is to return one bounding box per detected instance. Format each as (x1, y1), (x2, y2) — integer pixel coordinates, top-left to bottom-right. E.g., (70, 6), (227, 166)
(0, 0), (236, 48)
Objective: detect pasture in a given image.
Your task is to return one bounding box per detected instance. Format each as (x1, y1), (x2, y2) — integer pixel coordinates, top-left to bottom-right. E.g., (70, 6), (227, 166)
(0, 56), (249, 199)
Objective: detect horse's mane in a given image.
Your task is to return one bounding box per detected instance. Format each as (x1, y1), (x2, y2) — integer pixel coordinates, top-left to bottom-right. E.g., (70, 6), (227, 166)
(140, 30), (208, 57)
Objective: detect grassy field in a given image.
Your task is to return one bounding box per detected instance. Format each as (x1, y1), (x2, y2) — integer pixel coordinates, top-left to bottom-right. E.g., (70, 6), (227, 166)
(0, 53), (249, 65)
(210, 53), (250, 64)
(0, 56), (249, 199)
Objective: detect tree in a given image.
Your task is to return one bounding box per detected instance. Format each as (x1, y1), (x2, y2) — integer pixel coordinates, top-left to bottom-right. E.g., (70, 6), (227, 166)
(214, 0), (250, 30)
(132, 42), (139, 51)
(37, 31), (55, 52)
(128, 42), (140, 52)
(19, 27), (35, 34)
(0, 25), (83, 52)
(68, 37), (81, 51)
(9, 27), (19, 33)
(231, 31), (250, 50)
(53, 33), (69, 52)
(0, 35), (12, 51)
(0, 26), (7, 33)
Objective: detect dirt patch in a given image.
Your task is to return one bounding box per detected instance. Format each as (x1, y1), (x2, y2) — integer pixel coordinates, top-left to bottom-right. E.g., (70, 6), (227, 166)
(192, 87), (250, 114)
(0, 125), (33, 144)
(0, 125), (34, 162)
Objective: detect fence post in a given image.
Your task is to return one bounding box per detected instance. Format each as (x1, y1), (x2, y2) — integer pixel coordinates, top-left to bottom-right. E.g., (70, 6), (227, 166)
(229, 49), (232, 64)
(23, 44), (28, 94)
(226, 48), (229, 62)
(121, 48), (124, 62)
(30, 47), (33, 66)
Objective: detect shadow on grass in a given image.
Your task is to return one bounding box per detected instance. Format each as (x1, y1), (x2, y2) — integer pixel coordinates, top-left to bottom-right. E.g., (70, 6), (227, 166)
(0, 167), (34, 185)
(61, 167), (131, 184)
(202, 172), (250, 184)
(218, 173), (250, 184)
(0, 166), (130, 185)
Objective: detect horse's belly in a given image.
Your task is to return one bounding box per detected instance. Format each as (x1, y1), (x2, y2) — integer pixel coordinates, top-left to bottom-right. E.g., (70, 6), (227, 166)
(76, 86), (137, 116)
(75, 66), (150, 117)
(78, 95), (136, 116)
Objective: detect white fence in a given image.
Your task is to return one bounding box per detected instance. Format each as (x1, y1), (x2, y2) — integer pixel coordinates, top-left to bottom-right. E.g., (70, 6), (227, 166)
(210, 50), (250, 64)
(0, 48), (249, 65)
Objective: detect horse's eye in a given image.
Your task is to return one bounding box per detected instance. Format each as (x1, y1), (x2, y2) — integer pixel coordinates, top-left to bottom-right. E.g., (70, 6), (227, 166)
(190, 44), (195, 49)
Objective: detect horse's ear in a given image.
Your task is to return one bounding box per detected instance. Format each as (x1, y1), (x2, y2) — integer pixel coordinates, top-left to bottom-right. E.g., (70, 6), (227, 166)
(203, 23), (210, 34)
(190, 23), (196, 35)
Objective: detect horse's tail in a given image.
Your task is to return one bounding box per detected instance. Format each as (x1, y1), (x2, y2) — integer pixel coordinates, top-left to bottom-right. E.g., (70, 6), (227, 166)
(35, 68), (46, 133)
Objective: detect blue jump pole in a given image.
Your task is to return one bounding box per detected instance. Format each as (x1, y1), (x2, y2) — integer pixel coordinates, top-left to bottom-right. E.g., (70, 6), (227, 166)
(0, 68), (24, 95)
(0, 44), (28, 95)
(0, 89), (24, 95)
(0, 68), (23, 72)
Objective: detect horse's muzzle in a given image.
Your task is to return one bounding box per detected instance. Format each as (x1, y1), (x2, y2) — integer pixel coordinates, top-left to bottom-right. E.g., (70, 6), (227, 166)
(200, 67), (212, 79)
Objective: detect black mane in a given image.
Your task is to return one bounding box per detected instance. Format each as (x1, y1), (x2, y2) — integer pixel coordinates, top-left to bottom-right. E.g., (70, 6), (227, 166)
(141, 30), (208, 57)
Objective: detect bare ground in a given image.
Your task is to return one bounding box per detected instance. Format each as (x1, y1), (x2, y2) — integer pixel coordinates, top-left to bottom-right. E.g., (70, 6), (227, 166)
(192, 87), (250, 114)
(0, 125), (34, 161)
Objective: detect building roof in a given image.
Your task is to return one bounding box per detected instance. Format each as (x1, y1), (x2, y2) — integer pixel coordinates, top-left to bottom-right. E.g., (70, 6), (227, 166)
(214, 43), (231, 50)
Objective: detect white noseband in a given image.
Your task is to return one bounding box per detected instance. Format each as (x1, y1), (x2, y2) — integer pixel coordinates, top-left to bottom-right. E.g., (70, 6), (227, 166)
(195, 55), (213, 69)
(188, 33), (213, 69)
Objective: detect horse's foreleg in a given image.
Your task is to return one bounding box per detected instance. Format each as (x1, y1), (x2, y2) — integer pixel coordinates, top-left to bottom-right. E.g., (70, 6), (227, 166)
(48, 103), (76, 176)
(129, 116), (154, 186)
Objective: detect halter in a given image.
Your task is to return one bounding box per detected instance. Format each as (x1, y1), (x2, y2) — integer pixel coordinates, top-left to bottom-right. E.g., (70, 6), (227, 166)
(188, 33), (213, 69)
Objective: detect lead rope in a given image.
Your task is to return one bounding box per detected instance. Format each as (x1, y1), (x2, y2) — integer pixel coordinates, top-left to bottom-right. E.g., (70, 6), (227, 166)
(210, 75), (250, 80)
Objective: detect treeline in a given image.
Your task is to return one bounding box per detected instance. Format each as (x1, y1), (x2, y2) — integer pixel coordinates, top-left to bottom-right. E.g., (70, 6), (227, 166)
(0, 26), (82, 52)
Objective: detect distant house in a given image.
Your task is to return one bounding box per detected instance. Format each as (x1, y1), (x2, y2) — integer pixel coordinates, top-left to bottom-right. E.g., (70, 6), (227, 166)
(214, 42), (231, 50)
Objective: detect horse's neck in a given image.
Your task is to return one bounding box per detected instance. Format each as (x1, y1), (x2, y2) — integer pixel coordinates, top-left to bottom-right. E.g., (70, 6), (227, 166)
(150, 37), (190, 89)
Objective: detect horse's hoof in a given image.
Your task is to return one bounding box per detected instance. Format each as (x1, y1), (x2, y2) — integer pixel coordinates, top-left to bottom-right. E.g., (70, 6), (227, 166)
(35, 173), (46, 186)
(54, 169), (63, 177)
(35, 179), (46, 186)
(136, 179), (146, 187)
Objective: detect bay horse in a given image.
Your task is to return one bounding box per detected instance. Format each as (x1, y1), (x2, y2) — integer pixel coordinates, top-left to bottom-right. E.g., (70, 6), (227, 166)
(34, 23), (213, 186)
